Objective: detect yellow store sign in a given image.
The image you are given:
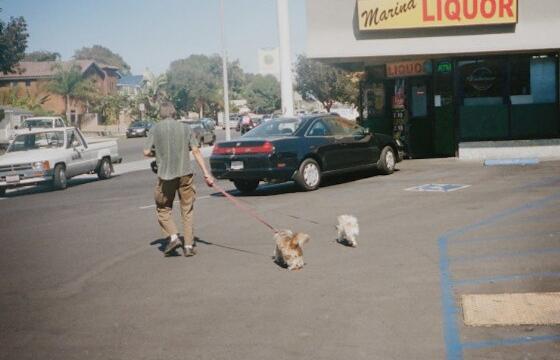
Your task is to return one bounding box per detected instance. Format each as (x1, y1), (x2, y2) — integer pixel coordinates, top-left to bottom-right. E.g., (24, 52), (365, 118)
(357, 0), (518, 31)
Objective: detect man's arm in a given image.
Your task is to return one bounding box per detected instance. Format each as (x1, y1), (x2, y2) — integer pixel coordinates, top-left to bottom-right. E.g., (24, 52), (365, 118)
(192, 146), (214, 187)
(143, 130), (155, 157)
(143, 148), (154, 157)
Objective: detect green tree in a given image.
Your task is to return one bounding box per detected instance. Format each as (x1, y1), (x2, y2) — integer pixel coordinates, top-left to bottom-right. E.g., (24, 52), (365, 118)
(295, 55), (358, 112)
(243, 74), (280, 114)
(167, 54), (245, 117)
(74, 45), (131, 74)
(0, 9), (28, 74)
(24, 50), (61, 62)
(0, 85), (50, 113)
(93, 93), (128, 124)
(47, 63), (97, 125)
(133, 71), (168, 120)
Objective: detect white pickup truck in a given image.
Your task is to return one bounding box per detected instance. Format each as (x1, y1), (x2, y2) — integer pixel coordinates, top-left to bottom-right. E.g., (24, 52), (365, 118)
(0, 127), (121, 196)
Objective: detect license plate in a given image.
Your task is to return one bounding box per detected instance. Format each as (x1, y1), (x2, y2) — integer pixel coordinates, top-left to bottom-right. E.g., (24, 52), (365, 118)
(5, 175), (19, 183)
(230, 161), (244, 170)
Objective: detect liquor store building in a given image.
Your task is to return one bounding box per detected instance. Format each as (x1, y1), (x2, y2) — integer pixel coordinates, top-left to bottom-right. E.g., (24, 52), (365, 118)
(306, 0), (560, 158)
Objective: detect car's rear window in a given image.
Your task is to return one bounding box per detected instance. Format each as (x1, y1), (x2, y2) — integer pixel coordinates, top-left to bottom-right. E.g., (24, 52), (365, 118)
(22, 119), (52, 128)
(244, 118), (302, 137)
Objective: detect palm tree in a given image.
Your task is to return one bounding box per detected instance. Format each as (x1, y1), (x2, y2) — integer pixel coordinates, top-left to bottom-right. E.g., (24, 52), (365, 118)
(141, 70), (168, 120)
(48, 63), (96, 126)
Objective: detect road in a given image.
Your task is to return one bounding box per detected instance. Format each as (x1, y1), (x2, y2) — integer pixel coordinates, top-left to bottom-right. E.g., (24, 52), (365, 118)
(117, 128), (240, 163)
(1, 152), (559, 359)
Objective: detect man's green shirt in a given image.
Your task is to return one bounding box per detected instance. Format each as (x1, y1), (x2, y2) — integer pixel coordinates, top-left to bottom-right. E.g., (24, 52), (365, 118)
(144, 118), (199, 180)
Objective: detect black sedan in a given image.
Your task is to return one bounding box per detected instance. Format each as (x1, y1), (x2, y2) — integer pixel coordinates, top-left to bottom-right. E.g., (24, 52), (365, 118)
(210, 115), (403, 193)
(126, 121), (153, 138)
(180, 119), (216, 146)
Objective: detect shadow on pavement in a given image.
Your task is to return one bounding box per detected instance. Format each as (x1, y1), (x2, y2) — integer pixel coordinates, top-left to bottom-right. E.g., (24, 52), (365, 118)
(210, 168), (397, 198)
(149, 238), (182, 257)
(2, 175), (110, 198)
(194, 237), (269, 257)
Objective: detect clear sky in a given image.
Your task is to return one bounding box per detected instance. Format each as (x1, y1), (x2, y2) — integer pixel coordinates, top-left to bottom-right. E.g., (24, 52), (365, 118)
(1, 0), (307, 75)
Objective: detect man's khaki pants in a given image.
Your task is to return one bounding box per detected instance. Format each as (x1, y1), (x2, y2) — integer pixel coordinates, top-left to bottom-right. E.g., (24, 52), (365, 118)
(154, 175), (196, 246)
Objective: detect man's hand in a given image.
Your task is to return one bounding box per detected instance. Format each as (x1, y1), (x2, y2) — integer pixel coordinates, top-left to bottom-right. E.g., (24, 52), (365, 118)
(204, 174), (215, 187)
(192, 146), (214, 187)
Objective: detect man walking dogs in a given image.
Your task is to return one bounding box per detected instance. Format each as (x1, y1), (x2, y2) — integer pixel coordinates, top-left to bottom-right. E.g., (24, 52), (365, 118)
(144, 103), (214, 257)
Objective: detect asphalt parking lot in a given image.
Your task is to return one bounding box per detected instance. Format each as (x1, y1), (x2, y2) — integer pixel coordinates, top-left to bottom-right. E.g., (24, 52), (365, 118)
(1, 157), (559, 360)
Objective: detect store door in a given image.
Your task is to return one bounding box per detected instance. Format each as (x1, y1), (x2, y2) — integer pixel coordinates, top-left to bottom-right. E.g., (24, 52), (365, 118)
(407, 77), (434, 158)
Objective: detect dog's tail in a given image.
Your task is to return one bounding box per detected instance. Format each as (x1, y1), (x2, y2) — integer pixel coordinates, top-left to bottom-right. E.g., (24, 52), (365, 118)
(294, 233), (310, 247)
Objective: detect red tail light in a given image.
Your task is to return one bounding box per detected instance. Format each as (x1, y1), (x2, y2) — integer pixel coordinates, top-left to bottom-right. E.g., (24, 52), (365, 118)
(212, 141), (275, 155)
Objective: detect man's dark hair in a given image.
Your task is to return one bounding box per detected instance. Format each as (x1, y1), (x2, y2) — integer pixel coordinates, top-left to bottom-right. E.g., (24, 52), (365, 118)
(159, 102), (177, 119)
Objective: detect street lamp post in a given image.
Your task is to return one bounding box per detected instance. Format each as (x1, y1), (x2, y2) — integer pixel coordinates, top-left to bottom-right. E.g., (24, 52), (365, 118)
(277, 0), (294, 117)
(220, 0), (231, 140)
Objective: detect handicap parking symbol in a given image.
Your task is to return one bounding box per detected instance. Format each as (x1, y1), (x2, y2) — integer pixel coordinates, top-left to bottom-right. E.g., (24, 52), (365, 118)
(405, 184), (471, 193)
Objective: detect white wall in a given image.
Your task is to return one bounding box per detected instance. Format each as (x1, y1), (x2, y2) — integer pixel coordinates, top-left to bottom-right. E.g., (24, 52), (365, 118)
(307, 0), (560, 62)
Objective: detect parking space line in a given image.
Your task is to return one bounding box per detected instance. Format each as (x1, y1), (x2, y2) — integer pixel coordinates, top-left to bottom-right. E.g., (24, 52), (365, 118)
(447, 230), (560, 245)
(138, 195), (211, 210)
(463, 335), (560, 351)
(438, 191), (560, 360)
(453, 271), (560, 287)
(449, 247), (560, 263)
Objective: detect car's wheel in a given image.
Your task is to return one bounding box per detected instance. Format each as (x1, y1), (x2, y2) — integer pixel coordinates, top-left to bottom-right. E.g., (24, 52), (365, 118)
(97, 157), (112, 180)
(377, 146), (396, 175)
(233, 179), (259, 193)
(53, 164), (67, 190)
(295, 158), (321, 191)
(0, 187), (5, 197)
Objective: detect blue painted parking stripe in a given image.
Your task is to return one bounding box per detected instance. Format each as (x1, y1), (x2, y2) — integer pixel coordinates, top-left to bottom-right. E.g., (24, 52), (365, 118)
(438, 237), (464, 360)
(517, 176), (560, 191)
(450, 247), (560, 263)
(447, 230), (560, 245)
(463, 335), (560, 350)
(438, 191), (560, 360)
(454, 271), (560, 286)
(484, 158), (539, 166)
(441, 192), (560, 241)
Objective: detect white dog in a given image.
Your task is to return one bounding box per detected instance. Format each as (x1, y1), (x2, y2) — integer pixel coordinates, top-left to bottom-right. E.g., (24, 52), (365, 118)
(336, 215), (359, 247)
(273, 230), (310, 270)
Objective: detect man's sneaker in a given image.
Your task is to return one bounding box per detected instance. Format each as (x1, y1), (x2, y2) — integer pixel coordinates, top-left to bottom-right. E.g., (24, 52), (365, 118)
(183, 246), (196, 257)
(164, 238), (183, 256)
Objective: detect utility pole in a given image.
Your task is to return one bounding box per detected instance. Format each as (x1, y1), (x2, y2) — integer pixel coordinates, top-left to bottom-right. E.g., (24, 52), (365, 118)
(277, 0), (294, 117)
(220, 0), (231, 140)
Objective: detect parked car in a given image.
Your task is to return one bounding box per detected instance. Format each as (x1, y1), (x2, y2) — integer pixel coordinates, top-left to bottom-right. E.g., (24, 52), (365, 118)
(226, 115), (240, 129)
(8, 116), (67, 143)
(126, 120), (153, 138)
(210, 115), (403, 193)
(201, 118), (216, 130)
(239, 115), (255, 134)
(0, 127), (121, 196)
(180, 119), (216, 146)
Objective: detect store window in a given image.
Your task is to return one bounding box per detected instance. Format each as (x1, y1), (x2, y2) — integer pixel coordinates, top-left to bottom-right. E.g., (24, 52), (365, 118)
(459, 59), (506, 106)
(411, 85), (428, 117)
(510, 55), (557, 105)
(364, 82), (386, 117)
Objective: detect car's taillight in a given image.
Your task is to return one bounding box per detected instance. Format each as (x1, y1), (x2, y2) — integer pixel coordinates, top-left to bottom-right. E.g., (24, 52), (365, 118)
(212, 146), (233, 155)
(212, 141), (275, 155)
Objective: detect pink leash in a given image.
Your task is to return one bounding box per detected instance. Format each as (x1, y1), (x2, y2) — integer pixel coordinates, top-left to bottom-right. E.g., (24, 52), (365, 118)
(212, 183), (279, 234)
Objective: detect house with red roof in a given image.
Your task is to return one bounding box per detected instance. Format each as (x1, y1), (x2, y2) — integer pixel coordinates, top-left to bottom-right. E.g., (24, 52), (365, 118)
(0, 60), (121, 122)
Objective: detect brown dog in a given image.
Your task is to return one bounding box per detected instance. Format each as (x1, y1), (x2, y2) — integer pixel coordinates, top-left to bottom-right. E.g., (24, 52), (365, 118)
(273, 230), (310, 270)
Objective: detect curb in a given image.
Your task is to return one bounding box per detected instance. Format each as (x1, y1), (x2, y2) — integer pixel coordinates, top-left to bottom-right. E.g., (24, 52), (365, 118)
(484, 158), (540, 166)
